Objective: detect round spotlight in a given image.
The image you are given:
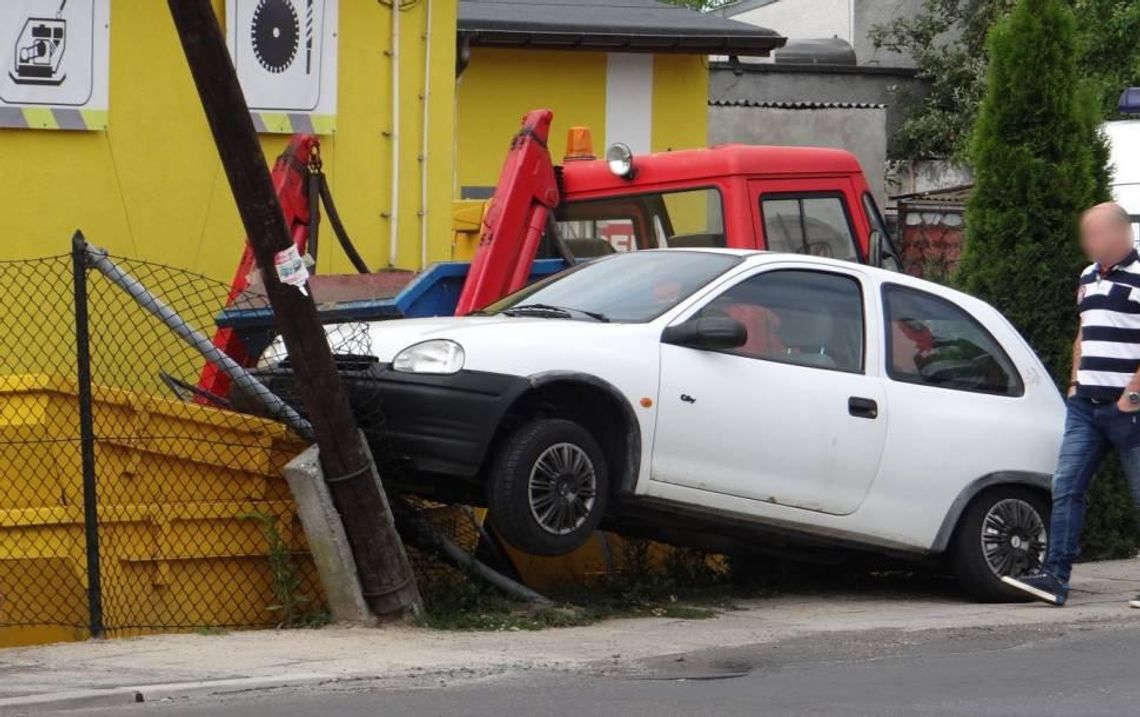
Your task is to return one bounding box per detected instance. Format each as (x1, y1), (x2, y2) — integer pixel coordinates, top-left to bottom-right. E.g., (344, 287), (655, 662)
(606, 143), (635, 179)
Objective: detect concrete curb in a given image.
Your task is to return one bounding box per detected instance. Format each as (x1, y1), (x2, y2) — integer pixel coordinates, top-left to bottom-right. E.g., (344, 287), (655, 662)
(0, 673), (338, 714)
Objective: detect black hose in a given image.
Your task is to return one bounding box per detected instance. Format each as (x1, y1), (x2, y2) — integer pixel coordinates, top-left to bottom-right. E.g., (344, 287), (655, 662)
(317, 174), (371, 274)
(547, 212), (576, 265)
(308, 171), (321, 268)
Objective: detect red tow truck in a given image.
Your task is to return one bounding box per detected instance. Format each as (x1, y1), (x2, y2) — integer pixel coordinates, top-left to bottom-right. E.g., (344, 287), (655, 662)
(211, 108), (900, 387)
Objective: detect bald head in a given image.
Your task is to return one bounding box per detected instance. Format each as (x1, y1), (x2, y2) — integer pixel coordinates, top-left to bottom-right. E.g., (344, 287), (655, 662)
(1081, 202), (1135, 267)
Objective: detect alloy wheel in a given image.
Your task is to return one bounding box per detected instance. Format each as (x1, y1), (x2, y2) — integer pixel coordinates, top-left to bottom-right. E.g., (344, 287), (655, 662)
(527, 442), (597, 535)
(980, 498), (1046, 578)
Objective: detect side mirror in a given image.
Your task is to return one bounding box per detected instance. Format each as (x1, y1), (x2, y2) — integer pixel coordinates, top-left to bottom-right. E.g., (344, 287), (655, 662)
(870, 230), (903, 273)
(662, 316), (747, 351)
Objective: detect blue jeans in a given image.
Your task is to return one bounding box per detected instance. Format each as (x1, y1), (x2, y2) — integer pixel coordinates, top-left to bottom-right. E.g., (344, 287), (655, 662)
(1043, 396), (1140, 585)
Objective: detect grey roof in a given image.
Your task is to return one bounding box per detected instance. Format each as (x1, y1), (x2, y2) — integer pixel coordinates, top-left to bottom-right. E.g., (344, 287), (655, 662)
(774, 38), (856, 66)
(710, 99), (886, 109)
(458, 0), (785, 56)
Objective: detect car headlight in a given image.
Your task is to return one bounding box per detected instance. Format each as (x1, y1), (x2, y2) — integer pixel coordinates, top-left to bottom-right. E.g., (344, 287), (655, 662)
(392, 340), (465, 374)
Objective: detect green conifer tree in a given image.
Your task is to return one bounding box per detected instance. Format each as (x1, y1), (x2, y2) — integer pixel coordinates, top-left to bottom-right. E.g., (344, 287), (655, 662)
(957, 0), (1135, 560)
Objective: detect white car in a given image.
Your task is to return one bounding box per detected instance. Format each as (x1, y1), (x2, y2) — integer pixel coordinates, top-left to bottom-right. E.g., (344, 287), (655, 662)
(265, 249), (1065, 601)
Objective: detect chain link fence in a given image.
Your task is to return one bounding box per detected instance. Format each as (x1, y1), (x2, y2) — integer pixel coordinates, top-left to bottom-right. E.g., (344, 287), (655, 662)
(0, 239), (496, 644)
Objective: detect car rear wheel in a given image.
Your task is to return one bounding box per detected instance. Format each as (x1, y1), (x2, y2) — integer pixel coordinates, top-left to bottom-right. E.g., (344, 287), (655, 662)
(486, 418), (608, 556)
(952, 486), (1050, 603)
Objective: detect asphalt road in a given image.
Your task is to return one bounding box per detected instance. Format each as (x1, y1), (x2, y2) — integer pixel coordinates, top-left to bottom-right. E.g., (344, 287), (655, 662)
(73, 619), (1140, 717)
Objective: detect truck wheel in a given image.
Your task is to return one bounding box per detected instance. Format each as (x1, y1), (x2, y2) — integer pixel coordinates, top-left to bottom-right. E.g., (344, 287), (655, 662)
(952, 486), (1049, 603)
(486, 418), (608, 556)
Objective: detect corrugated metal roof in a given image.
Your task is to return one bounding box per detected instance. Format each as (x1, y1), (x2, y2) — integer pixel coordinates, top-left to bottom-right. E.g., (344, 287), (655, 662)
(709, 99), (887, 109)
(458, 0), (785, 56)
(892, 184), (974, 205)
(719, 0), (781, 16)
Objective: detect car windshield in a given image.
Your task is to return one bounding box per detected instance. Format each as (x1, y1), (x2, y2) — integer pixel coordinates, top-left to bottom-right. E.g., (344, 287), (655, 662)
(482, 251), (743, 323)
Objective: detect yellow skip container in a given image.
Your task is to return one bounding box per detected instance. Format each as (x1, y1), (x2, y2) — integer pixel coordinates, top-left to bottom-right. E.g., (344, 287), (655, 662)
(0, 374), (314, 647)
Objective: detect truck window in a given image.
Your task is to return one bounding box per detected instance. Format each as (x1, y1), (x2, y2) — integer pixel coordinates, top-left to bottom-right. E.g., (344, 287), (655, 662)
(760, 195), (859, 262)
(554, 188), (724, 255)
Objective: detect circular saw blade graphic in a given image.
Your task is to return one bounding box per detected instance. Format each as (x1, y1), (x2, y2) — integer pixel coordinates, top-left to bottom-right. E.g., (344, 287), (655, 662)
(250, 0), (300, 74)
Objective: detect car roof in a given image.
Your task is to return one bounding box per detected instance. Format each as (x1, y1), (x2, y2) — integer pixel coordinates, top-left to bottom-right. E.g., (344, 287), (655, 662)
(636, 248), (982, 305)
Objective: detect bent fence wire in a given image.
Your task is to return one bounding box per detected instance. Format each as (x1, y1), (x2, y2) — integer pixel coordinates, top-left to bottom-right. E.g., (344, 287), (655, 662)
(0, 243), (483, 643)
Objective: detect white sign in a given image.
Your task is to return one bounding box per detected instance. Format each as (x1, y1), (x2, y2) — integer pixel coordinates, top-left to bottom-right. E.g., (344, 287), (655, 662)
(273, 244), (310, 295)
(0, 0), (110, 130)
(226, 0), (338, 135)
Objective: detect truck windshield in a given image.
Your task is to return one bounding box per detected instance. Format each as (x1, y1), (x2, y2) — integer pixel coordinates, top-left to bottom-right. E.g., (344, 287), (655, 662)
(547, 187), (725, 256)
(483, 251), (742, 323)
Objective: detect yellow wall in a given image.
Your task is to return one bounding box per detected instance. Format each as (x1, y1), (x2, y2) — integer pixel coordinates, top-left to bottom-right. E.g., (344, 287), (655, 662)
(456, 48), (608, 192)
(651, 54), (708, 154)
(456, 48), (709, 194)
(0, 1), (456, 279)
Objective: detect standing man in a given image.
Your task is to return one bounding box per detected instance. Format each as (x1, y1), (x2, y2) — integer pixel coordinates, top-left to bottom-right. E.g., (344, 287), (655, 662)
(1004, 202), (1140, 606)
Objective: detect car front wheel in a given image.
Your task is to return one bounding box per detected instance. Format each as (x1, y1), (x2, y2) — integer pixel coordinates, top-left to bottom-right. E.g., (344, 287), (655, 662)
(952, 486), (1050, 603)
(486, 418), (609, 556)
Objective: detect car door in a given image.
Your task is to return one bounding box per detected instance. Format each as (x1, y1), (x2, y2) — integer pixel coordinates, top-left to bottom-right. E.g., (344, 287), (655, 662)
(872, 282), (1034, 536)
(651, 265), (888, 516)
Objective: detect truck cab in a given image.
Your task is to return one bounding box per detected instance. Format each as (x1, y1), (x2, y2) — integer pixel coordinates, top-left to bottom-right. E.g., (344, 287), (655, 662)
(553, 142), (892, 266)
(454, 109), (899, 314)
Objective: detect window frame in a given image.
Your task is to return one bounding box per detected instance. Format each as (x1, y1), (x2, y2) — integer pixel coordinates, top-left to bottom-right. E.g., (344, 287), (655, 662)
(881, 283), (1025, 397)
(693, 267), (868, 375)
(758, 191), (863, 263)
(862, 192), (903, 264)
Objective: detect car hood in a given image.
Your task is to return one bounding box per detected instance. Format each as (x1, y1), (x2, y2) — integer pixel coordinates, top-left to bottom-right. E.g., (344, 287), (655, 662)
(258, 314), (660, 377)
(362, 315), (639, 365)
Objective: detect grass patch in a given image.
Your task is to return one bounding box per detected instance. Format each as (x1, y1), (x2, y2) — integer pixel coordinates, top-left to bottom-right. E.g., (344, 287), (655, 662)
(418, 541), (733, 631)
(417, 579), (727, 632)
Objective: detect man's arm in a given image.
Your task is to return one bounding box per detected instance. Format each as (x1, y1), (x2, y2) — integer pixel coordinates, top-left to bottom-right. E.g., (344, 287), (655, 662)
(1120, 352), (1140, 412)
(1069, 333), (1080, 397)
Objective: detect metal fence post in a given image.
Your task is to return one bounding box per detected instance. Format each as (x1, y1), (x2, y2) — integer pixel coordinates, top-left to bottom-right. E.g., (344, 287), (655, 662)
(72, 231), (104, 639)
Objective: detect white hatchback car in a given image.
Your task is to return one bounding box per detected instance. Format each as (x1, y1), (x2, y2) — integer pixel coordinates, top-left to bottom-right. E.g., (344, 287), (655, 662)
(264, 249), (1065, 601)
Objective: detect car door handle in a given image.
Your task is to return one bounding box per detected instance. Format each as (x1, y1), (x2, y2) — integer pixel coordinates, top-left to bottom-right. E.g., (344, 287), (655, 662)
(848, 396), (879, 419)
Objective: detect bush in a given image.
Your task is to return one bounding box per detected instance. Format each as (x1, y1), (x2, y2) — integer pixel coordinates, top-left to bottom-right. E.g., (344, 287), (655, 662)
(956, 0), (1138, 560)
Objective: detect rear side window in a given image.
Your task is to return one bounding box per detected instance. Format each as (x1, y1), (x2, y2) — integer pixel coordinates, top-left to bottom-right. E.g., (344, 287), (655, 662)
(883, 284), (1023, 396)
(761, 195), (859, 262)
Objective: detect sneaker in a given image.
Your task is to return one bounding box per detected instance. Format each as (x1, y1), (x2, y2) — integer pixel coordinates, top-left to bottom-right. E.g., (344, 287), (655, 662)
(1001, 571), (1068, 606)
(1130, 596), (1140, 609)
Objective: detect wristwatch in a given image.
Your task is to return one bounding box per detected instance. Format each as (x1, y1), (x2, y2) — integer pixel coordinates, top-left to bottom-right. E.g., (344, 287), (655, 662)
(1129, 391), (1140, 406)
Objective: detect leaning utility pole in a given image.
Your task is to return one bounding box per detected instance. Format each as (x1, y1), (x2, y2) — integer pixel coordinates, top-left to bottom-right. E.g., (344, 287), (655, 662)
(167, 0), (420, 618)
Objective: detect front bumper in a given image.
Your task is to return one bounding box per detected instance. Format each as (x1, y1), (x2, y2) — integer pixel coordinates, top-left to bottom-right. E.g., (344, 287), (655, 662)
(366, 366), (530, 477)
(253, 362), (530, 479)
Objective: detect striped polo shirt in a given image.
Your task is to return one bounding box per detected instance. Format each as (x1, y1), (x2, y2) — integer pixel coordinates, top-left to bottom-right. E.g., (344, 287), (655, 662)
(1076, 249), (1140, 400)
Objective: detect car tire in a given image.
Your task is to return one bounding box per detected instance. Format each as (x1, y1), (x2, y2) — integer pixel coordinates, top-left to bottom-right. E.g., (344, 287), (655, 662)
(952, 486), (1050, 603)
(486, 418), (609, 556)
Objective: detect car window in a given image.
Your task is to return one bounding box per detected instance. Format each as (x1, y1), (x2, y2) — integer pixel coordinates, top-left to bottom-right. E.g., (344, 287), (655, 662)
(883, 284), (1023, 396)
(484, 251), (742, 323)
(761, 195), (859, 262)
(553, 188), (725, 255)
(698, 269), (865, 373)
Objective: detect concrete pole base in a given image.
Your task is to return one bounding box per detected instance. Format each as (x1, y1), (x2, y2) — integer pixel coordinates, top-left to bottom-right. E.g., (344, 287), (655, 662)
(283, 445), (376, 626)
